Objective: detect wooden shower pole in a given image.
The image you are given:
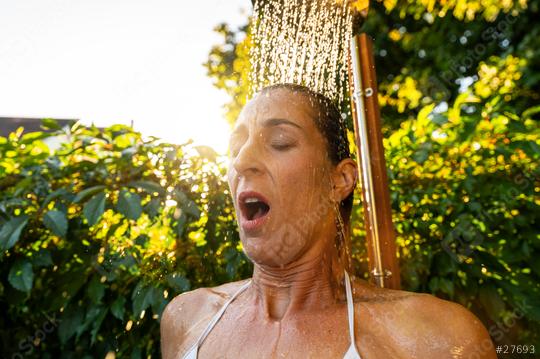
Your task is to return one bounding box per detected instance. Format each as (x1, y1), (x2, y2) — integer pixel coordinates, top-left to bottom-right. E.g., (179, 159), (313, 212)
(348, 33), (401, 289)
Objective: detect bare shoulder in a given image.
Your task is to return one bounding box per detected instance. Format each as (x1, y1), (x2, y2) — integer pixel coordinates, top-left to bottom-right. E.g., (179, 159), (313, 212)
(160, 279), (250, 359)
(407, 292), (496, 358)
(352, 281), (496, 358)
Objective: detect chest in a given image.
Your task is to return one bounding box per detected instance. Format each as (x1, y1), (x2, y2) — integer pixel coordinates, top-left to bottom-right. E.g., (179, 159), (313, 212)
(191, 304), (409, 359)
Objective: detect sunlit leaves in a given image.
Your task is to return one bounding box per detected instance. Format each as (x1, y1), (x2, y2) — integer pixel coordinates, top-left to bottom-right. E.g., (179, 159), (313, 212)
(379, 75), (423, 113)
(381, 0), (528, 21)
(204, 23), (252, 126)
(1, 116), (246, 356)
(195, 145), (218, 162)
(474, 55), (526, 99)
(128, 181), (166, 196)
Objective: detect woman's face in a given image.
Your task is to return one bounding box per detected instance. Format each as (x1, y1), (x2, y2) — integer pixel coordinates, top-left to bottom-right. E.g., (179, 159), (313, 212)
(227, 88), (336, 267)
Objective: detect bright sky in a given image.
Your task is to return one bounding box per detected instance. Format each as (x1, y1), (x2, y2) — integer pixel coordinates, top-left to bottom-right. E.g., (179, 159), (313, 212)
(0, 0), (251, 154)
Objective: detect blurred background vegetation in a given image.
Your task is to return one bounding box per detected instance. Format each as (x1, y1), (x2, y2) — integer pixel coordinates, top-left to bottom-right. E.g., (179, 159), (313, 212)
(1, 0), (539, 358)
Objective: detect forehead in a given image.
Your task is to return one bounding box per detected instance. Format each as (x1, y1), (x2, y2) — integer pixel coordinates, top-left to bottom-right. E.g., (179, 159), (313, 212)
(235, 88), (319, 131)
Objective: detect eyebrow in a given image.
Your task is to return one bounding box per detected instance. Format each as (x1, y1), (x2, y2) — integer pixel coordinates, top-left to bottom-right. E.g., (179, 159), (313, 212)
(230, 118), (302, 137)
(262, 118), (303, 130)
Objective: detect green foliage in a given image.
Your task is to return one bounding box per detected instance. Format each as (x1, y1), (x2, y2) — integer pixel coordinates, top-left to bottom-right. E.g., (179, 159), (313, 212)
(0, 121), (251, 358)
(8, 260), (34, 293)
(205, 23), (252, 126)
(206, 0), (540, 351)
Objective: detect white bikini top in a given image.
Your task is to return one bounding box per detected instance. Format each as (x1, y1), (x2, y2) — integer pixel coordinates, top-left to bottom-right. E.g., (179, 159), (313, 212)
(182, 270), (362, 359)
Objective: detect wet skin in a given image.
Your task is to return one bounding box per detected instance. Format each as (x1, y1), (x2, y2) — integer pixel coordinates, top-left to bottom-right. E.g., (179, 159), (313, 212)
(161, 88), (497, 359)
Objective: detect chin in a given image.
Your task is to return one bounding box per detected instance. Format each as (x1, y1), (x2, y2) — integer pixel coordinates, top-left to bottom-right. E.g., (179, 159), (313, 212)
(241, 231), (308, 268)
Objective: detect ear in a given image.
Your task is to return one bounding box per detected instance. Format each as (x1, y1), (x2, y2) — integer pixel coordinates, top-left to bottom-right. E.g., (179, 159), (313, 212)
(331, 158), (357, 202)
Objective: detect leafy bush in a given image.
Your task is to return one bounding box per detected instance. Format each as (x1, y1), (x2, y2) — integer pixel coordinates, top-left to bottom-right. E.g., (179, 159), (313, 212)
(384, 79), (540, 347)
(0, 121), (251, 358)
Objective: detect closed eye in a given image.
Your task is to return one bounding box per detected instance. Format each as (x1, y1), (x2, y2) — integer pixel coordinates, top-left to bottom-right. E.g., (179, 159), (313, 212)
(270, 142), (295, 151)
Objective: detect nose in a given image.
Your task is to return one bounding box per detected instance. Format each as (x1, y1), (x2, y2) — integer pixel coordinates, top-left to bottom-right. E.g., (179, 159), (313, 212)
(231, 138), (264, 177)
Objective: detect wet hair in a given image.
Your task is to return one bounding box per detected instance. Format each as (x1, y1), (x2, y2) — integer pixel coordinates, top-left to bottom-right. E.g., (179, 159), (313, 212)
(260, 83), (355, 223)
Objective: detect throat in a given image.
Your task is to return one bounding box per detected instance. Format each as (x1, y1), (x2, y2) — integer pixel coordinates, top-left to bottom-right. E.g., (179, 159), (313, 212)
(266, 289), (292, 321)
(251, 257), (343, 321)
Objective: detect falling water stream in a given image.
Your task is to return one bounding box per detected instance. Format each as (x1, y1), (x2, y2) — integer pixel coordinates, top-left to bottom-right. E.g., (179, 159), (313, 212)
(250, 0), (354, 105)
(249, 0), (358, 278)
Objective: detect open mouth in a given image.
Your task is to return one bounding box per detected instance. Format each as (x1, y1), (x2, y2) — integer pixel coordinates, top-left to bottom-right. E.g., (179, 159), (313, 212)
(238, 191), (271, 227)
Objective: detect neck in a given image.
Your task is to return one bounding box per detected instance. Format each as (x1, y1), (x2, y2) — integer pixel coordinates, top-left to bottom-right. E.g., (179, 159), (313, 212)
(250, 239), (345, 321)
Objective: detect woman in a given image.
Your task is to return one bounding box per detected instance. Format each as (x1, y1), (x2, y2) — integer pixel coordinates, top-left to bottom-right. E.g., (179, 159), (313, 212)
(161, 84), (496, 358)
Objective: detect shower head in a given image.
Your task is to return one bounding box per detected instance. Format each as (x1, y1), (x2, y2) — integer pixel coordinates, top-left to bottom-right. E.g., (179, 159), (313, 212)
(250, 0), (368, 33)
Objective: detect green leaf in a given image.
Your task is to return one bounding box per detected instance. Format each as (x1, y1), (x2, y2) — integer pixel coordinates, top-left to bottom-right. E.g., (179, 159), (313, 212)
(74, 305), (107, 344)
(111, 296), (126, 320)
(84, 192), (106, 226)
(49, 269), (86, 311)
(0, 216), (29, 250)
(435, 252), (457, 276)
(478, 284), (505, 321)
(20, 131), (50, 143)
(132, 283), (156, 317)
(416, 104), (435, 129)
(43, 210), (68, 237)
(32, 249), (53, 267)
(522, 105), (540, 119)
(90, 307), (108, 344)
(145, 198), (162, 218)
(131, 348), (142, 359)
(166, 274), (191, 292)
(412, 148), (429, 164)
(183, 200), (201, 218)
(41, 118), (61, 130)
(128, 181), (166, 196)
(73, 185), (106, 204)
(86, 276), (105, 304)
(42, 188), (70, 208)
(58, 305), (84, 344)
(8, 260), (34, 293)
(117, 190), (142, 220)
(174, 189), (200, 218)
(176, 212), (187, 237)
(438, 278), (455, 298)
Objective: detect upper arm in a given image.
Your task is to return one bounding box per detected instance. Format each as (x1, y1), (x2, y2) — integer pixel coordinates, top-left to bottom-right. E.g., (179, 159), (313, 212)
(161, 289), (205, 359)
(160, 287), (221, 359)
(161, 295), (186, 359)
(446, 302), (497, 359)
(419, 296), (497, 359)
